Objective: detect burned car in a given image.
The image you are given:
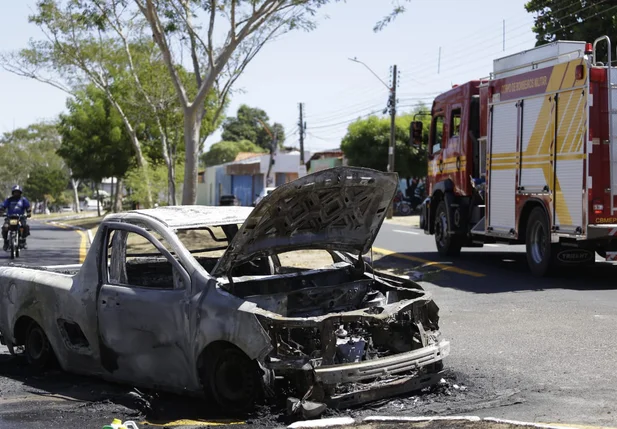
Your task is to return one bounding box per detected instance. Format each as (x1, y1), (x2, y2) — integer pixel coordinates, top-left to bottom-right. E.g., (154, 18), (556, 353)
(0, 167), (449, 413)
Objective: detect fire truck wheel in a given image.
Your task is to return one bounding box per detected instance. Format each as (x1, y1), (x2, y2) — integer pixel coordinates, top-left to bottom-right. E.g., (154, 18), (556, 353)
(434, 201), (462, 256)
(525, 207), (554, 276)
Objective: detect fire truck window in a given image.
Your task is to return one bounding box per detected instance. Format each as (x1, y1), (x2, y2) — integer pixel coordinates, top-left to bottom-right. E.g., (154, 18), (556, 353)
(451, 108), (461, 137)
(432, 116), (445, 153)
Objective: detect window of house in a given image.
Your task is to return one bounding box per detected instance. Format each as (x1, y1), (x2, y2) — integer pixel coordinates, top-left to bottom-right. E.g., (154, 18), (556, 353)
(107, 229), (177, 290)
(451, 108), (461, 137)
(431, 116), (445, 153)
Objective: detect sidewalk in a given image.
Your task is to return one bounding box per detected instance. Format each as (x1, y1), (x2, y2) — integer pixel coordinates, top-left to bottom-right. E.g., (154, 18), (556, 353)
(383, 214), (420, 228)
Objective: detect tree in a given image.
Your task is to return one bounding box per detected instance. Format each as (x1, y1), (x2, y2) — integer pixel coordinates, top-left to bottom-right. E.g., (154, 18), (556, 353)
(0, 0), (158, 206)
(525, 0), (617, 61)
(0, 2), (225, 208)
(201, 140), (266, 167)
(0, 122), (74, 208)
(374, 0), (411, 32)
(57, 85), (135, 213)
(25, 166), (69, 211)
(2, 1), (413, 206)
(125, 162), (185, 207)
(221, 105), (285, 150)
(341, 110), (428, 182)
(136, 0), (406, 204)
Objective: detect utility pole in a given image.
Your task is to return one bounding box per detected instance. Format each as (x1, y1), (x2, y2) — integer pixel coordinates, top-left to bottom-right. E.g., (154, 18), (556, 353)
(298, 102), (306, 166)
(266, 132), (277, 186)
(257, 118), (276, 187)
(503, 19), (506, 51)
(386, 65), (398, 219)
(348, 58), (399, 219)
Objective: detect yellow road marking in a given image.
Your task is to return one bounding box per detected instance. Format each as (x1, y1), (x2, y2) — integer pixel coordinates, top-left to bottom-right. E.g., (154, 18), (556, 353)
(141, 419), (245, 427)
(372, 246), (485, 278)
(76, 230), (87, 263)
(43, 221), (88, 263)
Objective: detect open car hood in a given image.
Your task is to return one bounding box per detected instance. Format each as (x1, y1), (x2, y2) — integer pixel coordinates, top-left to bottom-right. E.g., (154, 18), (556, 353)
(212, 167), (398, 277)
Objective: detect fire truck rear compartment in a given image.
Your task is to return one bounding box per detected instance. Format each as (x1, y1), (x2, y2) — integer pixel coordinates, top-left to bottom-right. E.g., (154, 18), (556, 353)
(422, 36), (617, 271)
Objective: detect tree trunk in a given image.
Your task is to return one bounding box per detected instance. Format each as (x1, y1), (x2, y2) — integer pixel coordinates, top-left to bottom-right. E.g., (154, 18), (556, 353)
(114, 178), (123, 212)
(182, 110), (200, 205)
(105, 93), (153, 208)
(95, 185), (101, 217)
(168, 162), (176, 205)
(129, 132), (153, 208)
(71, 178), (80, 213)
(110, 177), (115, 212)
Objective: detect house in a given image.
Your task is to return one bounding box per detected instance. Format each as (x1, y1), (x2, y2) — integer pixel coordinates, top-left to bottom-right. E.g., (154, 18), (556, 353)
(197, 150), (311, 206)
(306, 149), (346, 174)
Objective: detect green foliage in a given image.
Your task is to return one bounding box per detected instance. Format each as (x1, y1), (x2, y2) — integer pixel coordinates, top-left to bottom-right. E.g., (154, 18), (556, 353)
(221, 105), (285, 150)
(112, 40), (223, 164)
(25, 166), (69, 203)
(201, 140), (266, 167)
(374, 0), (411, 32)
(0, 122), (67, 198)
(341, 107), (429, 180)
(525, 0), (617, 61)
(125, 162), (185, 206)
(57, 85), (135, 183)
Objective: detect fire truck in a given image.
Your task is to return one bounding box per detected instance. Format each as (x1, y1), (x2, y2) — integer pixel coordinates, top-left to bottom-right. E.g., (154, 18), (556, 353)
(412, 36), (617, 276)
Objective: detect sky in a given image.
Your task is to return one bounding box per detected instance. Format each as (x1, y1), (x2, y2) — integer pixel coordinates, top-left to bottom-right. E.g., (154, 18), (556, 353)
(0, 0), (540, 153)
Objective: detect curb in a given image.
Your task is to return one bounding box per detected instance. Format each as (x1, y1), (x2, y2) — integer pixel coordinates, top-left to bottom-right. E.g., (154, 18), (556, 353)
(287, 416), (598, 429)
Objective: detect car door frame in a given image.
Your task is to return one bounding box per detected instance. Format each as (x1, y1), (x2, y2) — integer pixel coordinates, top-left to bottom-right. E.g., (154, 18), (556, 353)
(96, 221), (197, 391)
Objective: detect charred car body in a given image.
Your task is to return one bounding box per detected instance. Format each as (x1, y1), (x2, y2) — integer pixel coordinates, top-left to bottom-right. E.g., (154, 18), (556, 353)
(0, 167), (449, 412)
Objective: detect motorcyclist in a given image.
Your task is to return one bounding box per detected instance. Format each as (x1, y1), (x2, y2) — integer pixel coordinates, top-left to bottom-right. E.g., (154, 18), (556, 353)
(1, 185), (32, 251)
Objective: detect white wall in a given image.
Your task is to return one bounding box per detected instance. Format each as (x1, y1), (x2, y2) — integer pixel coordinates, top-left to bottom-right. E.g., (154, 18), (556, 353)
(198, 167), (218, 205)
(258, 151), (312, 174)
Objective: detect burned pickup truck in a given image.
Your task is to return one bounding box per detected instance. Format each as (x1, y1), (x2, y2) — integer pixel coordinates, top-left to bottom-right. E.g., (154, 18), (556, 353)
(0, 167), (449, 413)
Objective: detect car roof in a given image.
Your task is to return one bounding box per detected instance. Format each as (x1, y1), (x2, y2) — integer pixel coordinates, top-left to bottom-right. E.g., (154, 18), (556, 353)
(106, 205), (254, 229)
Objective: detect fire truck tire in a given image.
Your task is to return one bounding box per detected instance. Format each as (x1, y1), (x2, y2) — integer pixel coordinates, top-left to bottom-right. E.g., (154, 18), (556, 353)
(525, 207), (555, 277)
(434, 201), (462, 256)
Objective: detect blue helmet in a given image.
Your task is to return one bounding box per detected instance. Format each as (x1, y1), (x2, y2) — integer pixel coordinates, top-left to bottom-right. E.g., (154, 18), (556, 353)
(11, 185), (22, 195)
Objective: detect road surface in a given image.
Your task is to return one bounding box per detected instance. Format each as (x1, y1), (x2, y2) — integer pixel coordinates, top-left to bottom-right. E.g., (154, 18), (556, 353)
(372, 221), (617, 427)
(0, 219), (616, 428)
(0, 220), (83, 266)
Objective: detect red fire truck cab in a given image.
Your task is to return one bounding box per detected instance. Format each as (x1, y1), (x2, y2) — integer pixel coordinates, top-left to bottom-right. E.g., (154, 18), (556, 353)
(414, 36), (617, 276)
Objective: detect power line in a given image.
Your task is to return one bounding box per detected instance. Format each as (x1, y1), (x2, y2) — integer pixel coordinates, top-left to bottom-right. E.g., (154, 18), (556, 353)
(398, 0), (613, 84)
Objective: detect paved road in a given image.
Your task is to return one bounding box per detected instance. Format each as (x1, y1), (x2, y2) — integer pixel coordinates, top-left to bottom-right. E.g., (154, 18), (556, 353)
(0, 221), (88, 429)
(0, 220), (83, 266)
(373, 221), (617, 427)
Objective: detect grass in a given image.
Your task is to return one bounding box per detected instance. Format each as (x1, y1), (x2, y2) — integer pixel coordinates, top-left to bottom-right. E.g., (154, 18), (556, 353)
(32, 212), (98, 220)
(61, 216), (105, 231)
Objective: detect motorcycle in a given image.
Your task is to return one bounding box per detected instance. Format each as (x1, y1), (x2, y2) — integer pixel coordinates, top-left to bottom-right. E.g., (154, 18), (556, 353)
(6, 215), (26, 259)
(394, 199), (413, 216)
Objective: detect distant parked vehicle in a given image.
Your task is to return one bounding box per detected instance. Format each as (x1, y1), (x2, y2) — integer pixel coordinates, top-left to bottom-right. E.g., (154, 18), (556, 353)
(254, 187), (276, 206)
(219, 194), (240, 206)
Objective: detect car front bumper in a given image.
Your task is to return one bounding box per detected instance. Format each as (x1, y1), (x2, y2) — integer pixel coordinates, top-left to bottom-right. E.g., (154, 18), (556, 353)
(314, 340), (450, 385)
(314, 340), (450, 408)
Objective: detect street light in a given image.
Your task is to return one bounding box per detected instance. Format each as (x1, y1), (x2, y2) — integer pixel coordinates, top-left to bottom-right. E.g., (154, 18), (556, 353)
(348, 57), (398, 219)
(348, 57), (391, 90)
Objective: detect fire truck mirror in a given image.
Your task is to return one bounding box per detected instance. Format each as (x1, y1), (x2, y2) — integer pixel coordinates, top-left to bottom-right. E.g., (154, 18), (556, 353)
(410, 121), (423, 146)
